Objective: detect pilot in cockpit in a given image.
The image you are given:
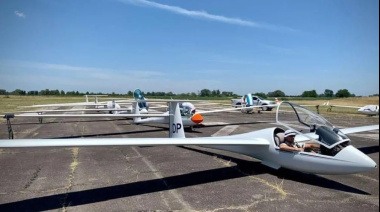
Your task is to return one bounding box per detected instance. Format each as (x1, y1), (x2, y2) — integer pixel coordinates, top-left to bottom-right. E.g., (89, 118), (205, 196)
(280, 130), (320, 153)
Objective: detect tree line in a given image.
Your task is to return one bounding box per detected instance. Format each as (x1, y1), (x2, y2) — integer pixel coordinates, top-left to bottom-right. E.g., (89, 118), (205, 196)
(0, 88), (378, 98)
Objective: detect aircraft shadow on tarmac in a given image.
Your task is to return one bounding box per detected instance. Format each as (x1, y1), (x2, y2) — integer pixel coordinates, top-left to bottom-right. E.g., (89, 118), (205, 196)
(0, 148), (370, 211)
(358, 145), (379, 155)
(179, 146), (371, 195)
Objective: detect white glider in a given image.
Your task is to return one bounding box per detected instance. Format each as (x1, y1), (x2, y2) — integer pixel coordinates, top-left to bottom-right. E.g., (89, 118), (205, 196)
(0, 101), (378, 175)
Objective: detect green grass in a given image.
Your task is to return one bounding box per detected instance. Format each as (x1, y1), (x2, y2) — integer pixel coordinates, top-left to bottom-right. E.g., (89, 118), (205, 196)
(0, 95), (377, 121)
(0, 95), (87, 114)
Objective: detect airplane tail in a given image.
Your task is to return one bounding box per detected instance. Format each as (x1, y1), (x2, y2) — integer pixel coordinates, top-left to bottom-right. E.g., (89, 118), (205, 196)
(85, 95), (89, 103)
(169, 102), (185, 138)
(132, 102), (142, 123)
(134, 89), (149, 111)
(132, 100), (185, 138)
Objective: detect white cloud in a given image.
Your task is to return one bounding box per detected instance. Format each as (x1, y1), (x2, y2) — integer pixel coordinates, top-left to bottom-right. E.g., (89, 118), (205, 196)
(118, 0), (297, 32)
(0, 60), (166, 79)
(14, 11), (26, 18)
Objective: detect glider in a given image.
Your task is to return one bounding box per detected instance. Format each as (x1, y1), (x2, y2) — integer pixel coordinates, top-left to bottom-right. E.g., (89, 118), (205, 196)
(0, 101), (377, 175)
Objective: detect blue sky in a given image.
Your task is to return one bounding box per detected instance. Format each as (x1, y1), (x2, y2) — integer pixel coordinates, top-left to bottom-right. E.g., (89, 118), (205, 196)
(0, 0), (378, 96)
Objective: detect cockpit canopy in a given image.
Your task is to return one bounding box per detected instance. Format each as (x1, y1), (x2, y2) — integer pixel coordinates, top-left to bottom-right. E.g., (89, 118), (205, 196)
(179, 102), (196, 116)
(276, 102), (350, 151)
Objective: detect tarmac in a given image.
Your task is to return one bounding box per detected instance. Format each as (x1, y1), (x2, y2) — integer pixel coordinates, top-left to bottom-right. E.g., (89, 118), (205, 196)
(0, 105), (378, 212)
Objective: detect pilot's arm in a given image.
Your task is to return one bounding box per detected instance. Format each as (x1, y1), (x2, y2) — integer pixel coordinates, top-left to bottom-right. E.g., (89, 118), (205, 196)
(279, 143), (304, 152)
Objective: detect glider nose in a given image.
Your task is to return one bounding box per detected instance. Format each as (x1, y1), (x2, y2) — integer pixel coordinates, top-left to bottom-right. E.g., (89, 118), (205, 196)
(140, 108), (148, 114)
(191, 113), (203, 124)
(335, 145), (377, 173)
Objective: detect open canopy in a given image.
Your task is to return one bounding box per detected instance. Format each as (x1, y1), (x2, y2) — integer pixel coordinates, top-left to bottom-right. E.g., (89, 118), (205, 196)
(276, 102), (350, 149)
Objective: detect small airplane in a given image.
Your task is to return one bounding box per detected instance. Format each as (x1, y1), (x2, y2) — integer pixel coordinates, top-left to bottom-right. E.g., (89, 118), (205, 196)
(1, 101), (377, 175)
(323, 101), (379, 116)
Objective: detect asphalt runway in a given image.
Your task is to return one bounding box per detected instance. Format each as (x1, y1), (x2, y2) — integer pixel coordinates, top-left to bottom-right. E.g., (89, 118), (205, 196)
(0, 106), (378, 212)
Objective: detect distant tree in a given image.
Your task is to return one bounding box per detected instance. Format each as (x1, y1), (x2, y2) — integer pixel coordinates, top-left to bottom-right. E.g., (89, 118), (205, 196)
(39, 89), (50, 95)
(253, 92), (267, 99)
(27, 90), (38, 95)
(190, 92), (197, 97)
(11, 89), (26, 95)
(61, 90), (66, 95)
(0, 89), (7, 95)
(267, 90), (285, 97)
(324, 89), (334, 97)
(335, 89), (351, 98)
(200, 89), (211, 97)
(211, 89), (220, 96)
(52, 89), (60, 95)
(221, 91), (233, 97)
(301, 90), (318, 98)
(66, 91), (76, 96)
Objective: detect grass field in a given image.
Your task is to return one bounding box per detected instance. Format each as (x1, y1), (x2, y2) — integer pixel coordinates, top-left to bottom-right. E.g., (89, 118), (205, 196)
(0, 95), (378, 121)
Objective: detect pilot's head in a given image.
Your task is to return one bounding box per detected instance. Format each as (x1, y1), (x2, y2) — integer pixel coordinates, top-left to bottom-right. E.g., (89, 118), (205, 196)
(284, 130), (297, 142)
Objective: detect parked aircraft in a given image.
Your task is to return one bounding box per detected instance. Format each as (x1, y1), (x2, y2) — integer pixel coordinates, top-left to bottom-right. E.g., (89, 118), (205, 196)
(131, 100), (277, 130)
(324, 102), (379, 116)
(17, 89), (153, 115)
(1, 101), (377, 175)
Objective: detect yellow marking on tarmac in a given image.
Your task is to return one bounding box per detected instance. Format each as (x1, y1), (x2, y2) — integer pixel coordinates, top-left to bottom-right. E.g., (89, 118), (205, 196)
(70, 148), (79, 174)
(62, 148), (80, 212)
(131, 146), (193, 211)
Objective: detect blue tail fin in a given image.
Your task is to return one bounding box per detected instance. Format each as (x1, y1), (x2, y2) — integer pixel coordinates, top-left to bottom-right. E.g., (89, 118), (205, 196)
(133, 89), (149, 110)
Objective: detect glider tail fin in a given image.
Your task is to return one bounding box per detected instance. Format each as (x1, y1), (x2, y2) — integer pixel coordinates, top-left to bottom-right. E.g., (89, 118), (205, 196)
(134, 88), (149, 111)
(132, 102), (141, 123)
(169, 102), (185, 138)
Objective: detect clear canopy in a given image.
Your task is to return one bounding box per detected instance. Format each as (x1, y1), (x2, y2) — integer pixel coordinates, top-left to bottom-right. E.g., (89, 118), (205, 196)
(276, 102), (350, 149)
